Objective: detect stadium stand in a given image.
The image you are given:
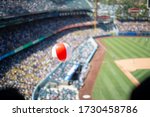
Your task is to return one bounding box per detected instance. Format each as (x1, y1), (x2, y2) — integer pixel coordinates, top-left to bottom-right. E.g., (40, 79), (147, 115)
(32, 38), (98, 100)
(0, 0), (91, 17)
(37, 84), (78, 100)
(0, 16), (93, 57)
(116, 21), (150, 33)
(0, 24), (107, 99)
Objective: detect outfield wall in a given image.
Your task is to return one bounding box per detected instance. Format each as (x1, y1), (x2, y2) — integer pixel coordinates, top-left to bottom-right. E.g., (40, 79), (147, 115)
(118, 32), (150, 36)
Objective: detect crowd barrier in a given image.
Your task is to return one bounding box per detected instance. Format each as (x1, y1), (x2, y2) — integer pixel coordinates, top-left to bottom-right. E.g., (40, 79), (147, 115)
(93, 34), (112, 39)
(118, 32), (137, 36)
(0, 36), (48, 61)
(93, 31), (150, 38)
(85, 38), (98, 64)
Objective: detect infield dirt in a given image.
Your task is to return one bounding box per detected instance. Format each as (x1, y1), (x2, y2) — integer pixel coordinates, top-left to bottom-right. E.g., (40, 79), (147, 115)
(115, 58), (150, 86)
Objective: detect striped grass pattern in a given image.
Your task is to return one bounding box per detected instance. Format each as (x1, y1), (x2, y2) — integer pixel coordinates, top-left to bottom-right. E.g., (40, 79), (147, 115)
(93, 37), (150, 100)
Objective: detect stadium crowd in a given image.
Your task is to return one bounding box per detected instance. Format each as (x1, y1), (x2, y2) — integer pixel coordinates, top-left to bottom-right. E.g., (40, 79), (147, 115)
(0, 16), (92, 56)
(116, 21), (150, 32)
(38, 84), (78, 100)
(0, 0), (89, 17)
(0, 18), (107, 99)
(34, 37), (98, 100)
(58, 87), (78, 100)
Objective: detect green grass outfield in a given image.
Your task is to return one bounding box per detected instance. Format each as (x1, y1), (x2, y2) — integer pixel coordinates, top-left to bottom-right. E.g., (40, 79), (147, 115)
(93, 37), (150, 100)
(132, 70), (150, 83)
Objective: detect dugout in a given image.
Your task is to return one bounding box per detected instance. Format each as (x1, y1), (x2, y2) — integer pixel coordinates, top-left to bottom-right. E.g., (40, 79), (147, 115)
(64, 64), (82, 85)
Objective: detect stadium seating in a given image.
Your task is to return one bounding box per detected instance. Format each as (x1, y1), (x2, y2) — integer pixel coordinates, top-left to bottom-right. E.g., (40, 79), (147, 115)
(32, 38), (98, 100)
(0, 0), (91, 17)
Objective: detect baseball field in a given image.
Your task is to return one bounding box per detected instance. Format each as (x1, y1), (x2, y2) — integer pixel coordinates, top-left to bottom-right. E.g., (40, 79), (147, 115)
(92, 37), (150, 100)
